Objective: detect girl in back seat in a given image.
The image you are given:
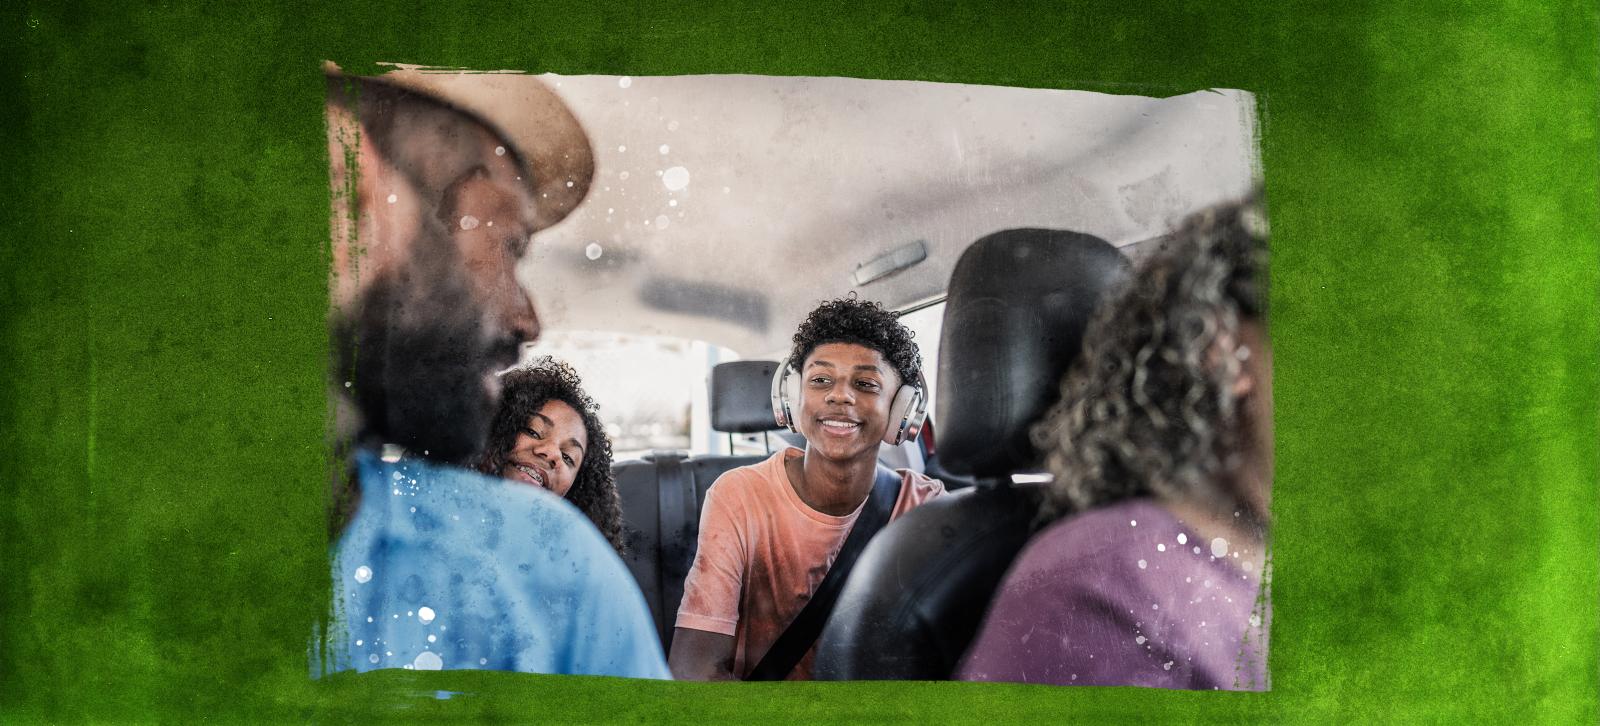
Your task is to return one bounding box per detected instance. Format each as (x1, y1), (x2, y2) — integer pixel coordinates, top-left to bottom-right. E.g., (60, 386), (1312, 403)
(479, 356), (626, 555)
(959, 198), (1273, 690)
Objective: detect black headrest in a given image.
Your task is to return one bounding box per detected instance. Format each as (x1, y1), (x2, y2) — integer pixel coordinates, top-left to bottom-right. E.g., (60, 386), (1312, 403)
(709, 360), (783, 434)
(935, 228), (1129, 478)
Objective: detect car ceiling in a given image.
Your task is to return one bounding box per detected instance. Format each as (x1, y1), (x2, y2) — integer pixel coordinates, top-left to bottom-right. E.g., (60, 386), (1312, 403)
(507, 73), (1258, 357)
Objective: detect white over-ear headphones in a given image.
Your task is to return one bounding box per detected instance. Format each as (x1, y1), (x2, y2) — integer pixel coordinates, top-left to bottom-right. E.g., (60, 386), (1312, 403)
(770, 359), (928, 446)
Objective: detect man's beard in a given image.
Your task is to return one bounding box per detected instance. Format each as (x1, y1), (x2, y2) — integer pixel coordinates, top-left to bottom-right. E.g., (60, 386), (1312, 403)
(333, 254), (517, 465)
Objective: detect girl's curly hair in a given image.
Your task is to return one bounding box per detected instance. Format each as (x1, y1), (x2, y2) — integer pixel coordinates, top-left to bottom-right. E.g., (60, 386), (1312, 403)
(477, 356), (625, 554)
(789, 296), (922, 385)
(1033, 197), (1269, 521)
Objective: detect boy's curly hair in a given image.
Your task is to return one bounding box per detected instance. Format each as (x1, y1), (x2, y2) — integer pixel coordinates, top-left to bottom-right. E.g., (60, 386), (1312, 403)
(788, 296), (922, 385)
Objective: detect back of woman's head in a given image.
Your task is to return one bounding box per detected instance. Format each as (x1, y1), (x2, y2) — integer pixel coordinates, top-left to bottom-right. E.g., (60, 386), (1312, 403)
(1034, 197), (1269, 520)
(479, 356), (625, 554)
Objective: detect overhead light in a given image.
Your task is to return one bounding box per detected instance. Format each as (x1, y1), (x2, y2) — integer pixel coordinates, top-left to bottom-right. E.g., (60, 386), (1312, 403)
(852, 239), (928, 286)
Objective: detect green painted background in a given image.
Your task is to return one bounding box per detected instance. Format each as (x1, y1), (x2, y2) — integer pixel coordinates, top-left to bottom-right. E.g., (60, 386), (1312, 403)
(3, 1), (1595, 721)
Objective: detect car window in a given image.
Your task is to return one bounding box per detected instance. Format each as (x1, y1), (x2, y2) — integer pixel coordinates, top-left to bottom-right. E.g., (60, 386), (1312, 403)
(521, 331), (738, 461)
(895, 301), (944, 420)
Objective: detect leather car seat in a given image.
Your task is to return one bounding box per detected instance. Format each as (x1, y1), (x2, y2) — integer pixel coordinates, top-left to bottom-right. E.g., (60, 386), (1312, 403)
(813, 228), (1129, 679)
(614, 360), (782, 651)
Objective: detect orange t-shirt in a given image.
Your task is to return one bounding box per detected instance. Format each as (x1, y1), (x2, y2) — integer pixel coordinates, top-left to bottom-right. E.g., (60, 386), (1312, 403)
(675, 447), (945, 680)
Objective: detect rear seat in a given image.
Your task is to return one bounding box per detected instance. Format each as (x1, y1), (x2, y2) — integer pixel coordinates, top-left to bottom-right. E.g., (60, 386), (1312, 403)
(613, 360), (784, 652)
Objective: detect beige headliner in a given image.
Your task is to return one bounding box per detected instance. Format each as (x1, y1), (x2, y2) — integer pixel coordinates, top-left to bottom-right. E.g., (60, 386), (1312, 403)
(502, 74), (1257, 356)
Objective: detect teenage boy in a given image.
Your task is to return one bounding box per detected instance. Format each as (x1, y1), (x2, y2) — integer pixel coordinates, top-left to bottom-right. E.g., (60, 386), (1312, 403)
(669, 298), (945, 680)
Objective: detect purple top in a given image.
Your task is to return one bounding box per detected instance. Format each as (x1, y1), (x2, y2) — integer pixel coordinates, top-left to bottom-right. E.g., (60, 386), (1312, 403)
(957, 499), (1269, 690)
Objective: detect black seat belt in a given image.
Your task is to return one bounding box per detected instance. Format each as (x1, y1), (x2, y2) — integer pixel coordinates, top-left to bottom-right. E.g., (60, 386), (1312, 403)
(745, 466), (902, 681)
(655, 452), (698, 650)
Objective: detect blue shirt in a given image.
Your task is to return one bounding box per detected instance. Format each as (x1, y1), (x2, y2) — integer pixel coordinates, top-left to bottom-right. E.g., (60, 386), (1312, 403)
(323, 450), (670, 679)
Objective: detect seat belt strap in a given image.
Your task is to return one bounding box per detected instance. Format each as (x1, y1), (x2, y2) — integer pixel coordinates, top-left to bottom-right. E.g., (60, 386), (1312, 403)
(656, 452), (697, 646)
(744, 466), (902, 681)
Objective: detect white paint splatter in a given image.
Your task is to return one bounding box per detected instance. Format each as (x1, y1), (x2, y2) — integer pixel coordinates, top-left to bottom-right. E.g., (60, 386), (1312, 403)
(494, 146), (505, 157)
(658, 144), (670, 155)
(386, 194), (398, 204)
(459, 215), (480, 231)
(662, 166), (690, 191)
(418, 606), (435, 624)
(353, 566), (372, 583)
(1130, 520), (1138, 527)
(413, 651), (443, 671)
(1135, 635), (1146, 645)
(618, 76), (632, 89)
(369, 654), (380, 664)
(1137, 559), (1147, 570)
(1211, 538), (1229, 558)
(1177, 533), (1187, 545)
(1157, 543), (1166, 552)
(585, 243), (603, 260)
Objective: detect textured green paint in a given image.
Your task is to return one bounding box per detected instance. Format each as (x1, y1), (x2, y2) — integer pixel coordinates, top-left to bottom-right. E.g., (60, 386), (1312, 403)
(3, 1), (1595, 722)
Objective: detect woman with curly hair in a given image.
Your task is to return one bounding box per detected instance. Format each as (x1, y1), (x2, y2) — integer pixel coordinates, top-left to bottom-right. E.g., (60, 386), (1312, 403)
(959, 198), (1272, 690)
(478, 356), (626, 555)
(670, 297), (945, 681)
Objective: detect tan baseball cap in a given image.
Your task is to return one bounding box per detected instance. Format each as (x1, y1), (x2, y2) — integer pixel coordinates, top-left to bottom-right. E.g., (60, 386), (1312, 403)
(327, 62), (596, 232)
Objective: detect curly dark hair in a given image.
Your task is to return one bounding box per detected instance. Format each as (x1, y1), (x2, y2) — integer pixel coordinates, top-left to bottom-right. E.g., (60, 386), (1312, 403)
(1033, 196), (1269, 522)
(788, 296), (922, 386)
(477, 356), (625, 555)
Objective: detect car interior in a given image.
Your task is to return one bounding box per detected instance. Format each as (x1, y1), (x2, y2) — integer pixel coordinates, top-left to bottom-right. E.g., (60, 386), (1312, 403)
(815, 228), (1129, 679)
(505, 72), (1261, 675)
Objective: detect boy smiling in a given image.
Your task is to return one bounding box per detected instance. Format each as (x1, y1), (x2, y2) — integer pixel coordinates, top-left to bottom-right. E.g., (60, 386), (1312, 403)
(669, 298), (945, 680)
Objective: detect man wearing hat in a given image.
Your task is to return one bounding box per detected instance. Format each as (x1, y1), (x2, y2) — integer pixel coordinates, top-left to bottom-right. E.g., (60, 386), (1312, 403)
(321, 66), (668, 678)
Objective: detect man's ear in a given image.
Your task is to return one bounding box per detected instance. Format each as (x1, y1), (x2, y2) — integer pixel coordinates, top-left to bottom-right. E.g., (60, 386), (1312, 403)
(326, 102), (418, 309)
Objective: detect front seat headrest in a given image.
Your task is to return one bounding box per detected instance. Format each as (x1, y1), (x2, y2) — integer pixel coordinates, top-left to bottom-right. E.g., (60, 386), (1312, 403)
(936, 228), (1128, 479)
(710, 360), (784, 434)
